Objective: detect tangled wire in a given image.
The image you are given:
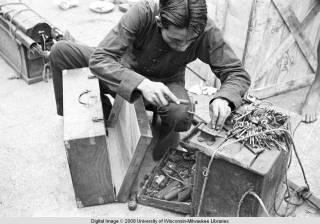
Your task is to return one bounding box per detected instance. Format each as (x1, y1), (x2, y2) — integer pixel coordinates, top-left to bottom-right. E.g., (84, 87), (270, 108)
(228, 103), (290, 152)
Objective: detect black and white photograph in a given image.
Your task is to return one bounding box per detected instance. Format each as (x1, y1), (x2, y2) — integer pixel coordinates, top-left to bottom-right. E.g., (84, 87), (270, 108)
(0, 0), (320, 222)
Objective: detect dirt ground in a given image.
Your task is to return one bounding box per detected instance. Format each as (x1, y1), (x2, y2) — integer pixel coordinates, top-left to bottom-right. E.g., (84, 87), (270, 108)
(0, 0), (319, 218)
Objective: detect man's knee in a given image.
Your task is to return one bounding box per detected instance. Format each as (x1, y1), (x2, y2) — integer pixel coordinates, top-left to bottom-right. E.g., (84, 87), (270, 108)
(49, 40), (70, 65)
(162, 103), (192, 132)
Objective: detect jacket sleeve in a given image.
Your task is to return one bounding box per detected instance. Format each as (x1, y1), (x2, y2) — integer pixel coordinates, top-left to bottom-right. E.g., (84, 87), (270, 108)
(197, 24), (251, 110)
(89, 2), (147, 102)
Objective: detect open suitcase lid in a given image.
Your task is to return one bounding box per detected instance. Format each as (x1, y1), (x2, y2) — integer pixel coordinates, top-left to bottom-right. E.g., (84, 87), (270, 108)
(63, 68), (152, 204)
(106, 95), (153, 202)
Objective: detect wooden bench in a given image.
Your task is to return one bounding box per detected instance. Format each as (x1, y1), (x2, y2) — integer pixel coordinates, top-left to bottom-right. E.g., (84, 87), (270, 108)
(63, 68), (152, 207)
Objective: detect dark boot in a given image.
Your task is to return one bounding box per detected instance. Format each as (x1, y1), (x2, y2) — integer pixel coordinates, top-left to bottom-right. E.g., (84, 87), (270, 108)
(152, 131), (179, 161)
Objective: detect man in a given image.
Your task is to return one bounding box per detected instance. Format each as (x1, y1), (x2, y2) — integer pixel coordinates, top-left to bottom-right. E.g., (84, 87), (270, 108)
(301, 41), (320, 123)
(49, 0), (251, 160)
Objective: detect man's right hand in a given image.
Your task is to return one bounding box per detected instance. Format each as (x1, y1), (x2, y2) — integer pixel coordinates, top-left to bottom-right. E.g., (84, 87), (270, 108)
(136, 79), (180, 107)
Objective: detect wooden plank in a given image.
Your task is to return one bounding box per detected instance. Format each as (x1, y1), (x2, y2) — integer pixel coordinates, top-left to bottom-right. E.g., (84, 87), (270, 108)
(242, 0), (258, 64)
(106, 94), (124, 127)
(63, 69), (105, 140)
(300, 1), (320, 30)
(272, 0), (318, 72)
(106, 96), (152, 202)
(253, 35), (296, 87)
(251, 74), (315, 99)
(63, 68), (114, 207)
(65, 137), (115, 207)
(117, 97), (153, 202)
(242, 0), (271, 76)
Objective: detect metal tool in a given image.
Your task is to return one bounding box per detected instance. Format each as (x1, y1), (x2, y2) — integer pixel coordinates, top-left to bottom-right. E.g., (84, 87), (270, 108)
(287, 179), (320, 210)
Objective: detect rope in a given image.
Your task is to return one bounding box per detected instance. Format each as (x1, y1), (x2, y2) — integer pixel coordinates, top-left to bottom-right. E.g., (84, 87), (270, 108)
(195, 139), (227, 216)
(286, 131), (310, 191)
(237, 190), (270, 217)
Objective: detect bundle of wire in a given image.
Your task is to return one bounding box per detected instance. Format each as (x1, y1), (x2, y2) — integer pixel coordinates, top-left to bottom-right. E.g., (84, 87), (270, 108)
(229, 103), (290, 151)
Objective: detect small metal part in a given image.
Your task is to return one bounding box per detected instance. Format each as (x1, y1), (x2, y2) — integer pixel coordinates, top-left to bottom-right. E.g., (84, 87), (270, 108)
(162, 169), (184, 185)
(177, 99), (189, 105)
(244, 142), (265, 154)
(198, 123), (227, 139)
(187, 111), (208, 124)
(154, 175), (166, 185)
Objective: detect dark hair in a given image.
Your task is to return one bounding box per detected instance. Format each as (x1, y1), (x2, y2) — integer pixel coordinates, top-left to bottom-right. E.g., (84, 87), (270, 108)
(159, 0), (207, 35)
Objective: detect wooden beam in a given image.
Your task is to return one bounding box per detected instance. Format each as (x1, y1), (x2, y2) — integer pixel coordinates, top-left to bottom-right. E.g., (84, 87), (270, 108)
(106, 94), (124, 128)
(250, 74), (315, 99)
(272, 0), (318, 72)
(242, 0), (258, 64)
(301, 2), (320, 30)
(254, 35), (295, 85)
(242, 0), (271, 76)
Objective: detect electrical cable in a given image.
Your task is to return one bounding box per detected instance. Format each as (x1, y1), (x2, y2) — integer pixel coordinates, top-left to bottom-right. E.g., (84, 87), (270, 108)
(237, 190), (270, 217)
(195, 138), (227, 216)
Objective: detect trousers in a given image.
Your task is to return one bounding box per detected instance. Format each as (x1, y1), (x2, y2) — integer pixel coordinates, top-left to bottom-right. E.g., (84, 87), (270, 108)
(49, 40), (192, 135)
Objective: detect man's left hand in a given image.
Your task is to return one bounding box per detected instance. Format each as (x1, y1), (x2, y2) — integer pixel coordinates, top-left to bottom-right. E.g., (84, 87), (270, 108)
(209, 98), (232, 130)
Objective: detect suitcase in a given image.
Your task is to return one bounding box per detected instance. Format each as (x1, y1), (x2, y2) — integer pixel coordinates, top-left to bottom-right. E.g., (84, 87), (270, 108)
(63, 68), (153, 207)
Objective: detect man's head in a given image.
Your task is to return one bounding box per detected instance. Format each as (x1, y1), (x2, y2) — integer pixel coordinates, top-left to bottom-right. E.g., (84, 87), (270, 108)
(156, 0), (207, 52)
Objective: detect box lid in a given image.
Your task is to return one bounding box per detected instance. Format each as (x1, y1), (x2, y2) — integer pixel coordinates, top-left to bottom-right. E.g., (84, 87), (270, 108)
(63, 68), (106, 141)
(63, 68), (152, 203)
(106, 95), (153, 202)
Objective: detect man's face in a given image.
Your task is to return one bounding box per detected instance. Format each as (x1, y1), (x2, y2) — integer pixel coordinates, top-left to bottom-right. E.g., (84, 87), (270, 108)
(161, 25), (198, 52)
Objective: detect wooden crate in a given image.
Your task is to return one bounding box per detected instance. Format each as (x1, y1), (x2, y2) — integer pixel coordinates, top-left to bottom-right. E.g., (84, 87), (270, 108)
(190, 127), (290, 217)
(63, 68), (152, 207)
(187, 0), (320, 99)
(138, 121), (291, 216)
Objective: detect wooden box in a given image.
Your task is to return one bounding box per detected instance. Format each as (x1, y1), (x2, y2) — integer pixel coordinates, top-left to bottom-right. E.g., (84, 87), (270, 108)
(138, 148), (195, 214)
(190, 128), (290, 216)
(138, 122), (290, 217)
(63, 68), (152, 207)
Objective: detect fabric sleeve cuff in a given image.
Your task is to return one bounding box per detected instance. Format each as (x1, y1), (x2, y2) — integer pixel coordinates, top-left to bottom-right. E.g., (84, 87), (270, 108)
(118, 71), (145, 103)
(209, 90), (242, 111)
